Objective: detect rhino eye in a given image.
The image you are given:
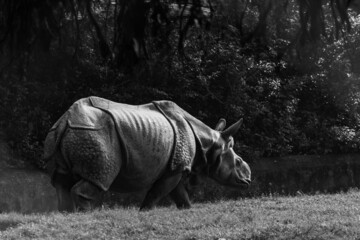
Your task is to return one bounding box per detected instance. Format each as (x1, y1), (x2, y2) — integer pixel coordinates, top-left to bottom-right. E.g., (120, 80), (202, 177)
(220, 142), (226, 150)
(235, 159), (241, 167)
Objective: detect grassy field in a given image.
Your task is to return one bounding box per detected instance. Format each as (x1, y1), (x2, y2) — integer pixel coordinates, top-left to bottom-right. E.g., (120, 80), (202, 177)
(1, 191), (360, 240)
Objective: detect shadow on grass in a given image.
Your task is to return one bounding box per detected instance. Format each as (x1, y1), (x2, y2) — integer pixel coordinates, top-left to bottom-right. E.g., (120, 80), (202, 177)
(0, 220), (21, 231)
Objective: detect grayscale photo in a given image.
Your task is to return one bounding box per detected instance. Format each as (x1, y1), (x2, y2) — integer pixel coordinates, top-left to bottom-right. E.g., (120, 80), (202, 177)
(1, 0), (360, 239)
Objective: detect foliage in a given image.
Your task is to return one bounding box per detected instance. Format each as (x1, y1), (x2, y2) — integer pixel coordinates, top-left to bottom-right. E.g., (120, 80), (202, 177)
(1, 0), (360, 168)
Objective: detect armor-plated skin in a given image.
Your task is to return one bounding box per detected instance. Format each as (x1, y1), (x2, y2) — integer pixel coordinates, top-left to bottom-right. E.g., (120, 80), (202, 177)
(44, 96), (251, 211)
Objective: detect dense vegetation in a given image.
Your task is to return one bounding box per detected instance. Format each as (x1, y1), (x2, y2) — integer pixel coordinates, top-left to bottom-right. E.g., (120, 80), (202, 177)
(1, 191), (360, 239)
(1, 0), (360, 168)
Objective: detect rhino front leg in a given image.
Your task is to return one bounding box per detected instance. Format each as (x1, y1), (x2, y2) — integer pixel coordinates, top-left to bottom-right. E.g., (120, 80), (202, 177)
(71, 179), (103, 211)
(140, 172), (183, 211)
(169, 181), (191, 209)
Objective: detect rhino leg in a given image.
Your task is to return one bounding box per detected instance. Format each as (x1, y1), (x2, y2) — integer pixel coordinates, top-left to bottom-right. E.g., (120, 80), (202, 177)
(140, 172), (183, 211)
(55, 184), (75, 212)
(70, 179), (103, 211)
(169, 181), (191, 209)
(53, 172), (76, 212)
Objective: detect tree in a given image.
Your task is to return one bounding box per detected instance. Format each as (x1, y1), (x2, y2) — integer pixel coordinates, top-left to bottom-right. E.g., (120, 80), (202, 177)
(1, 0), (360, 167)
(1, 0), (359, 68)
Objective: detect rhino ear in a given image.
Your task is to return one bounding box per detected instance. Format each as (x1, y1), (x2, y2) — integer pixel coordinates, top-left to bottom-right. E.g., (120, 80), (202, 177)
(221, 118), (243, 140)
(215, 118), (226, 131)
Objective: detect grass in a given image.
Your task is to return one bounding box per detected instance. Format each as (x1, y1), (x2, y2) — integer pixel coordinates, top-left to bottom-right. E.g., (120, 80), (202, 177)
(1, 190), (360, 239)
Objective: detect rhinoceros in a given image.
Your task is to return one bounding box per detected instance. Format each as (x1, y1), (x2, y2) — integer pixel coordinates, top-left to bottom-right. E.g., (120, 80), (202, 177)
(44, 96), (251, 211)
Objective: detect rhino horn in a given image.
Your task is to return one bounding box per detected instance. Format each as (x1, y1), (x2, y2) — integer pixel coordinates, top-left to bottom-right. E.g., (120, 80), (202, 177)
(221, 118), (243, 140)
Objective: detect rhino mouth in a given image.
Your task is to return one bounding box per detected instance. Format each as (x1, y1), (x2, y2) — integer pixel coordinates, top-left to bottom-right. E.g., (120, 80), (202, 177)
(212, 168), (251, 188)
(236, 178), (251, 188)
(234, 170), (251, 188)
(222, 171), (250, 189)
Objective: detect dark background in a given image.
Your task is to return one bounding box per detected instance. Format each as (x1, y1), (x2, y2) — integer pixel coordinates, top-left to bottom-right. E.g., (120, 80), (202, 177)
(1, 0), (360, 169)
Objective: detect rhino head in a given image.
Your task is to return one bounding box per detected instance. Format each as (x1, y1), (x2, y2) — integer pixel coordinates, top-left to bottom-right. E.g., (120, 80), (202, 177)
(207, 119), (251, 188)
(190, 118), (251, 189)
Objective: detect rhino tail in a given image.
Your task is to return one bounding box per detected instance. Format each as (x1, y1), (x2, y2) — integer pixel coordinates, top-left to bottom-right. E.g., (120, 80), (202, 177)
(43, 112), (70, 185)
(43, 111), (69, 161)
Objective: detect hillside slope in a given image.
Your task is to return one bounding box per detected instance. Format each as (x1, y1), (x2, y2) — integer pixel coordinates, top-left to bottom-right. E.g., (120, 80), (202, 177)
(1, 191), (360, 239)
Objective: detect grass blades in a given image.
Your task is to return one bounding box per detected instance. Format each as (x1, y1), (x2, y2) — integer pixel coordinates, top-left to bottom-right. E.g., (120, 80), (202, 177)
(1, 191), (360, 239)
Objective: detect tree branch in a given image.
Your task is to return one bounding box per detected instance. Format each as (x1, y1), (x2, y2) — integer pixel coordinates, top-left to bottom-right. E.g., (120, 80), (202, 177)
(85, 0), (112, 60)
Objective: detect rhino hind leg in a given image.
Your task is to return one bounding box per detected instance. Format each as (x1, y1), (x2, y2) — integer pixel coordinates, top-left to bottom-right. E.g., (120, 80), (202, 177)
(55, 182), (75, 212)
(52, 171), (77, 212)
(70, 179), (104, 211)
(140, 172), (183, 211)
(169, 181), (191, 209)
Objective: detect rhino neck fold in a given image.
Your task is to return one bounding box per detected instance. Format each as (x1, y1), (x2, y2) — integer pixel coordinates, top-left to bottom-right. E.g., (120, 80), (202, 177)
(152, 101), (196, 172)
(155, 100), (219, 168)
(184, 117), (219, 167)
